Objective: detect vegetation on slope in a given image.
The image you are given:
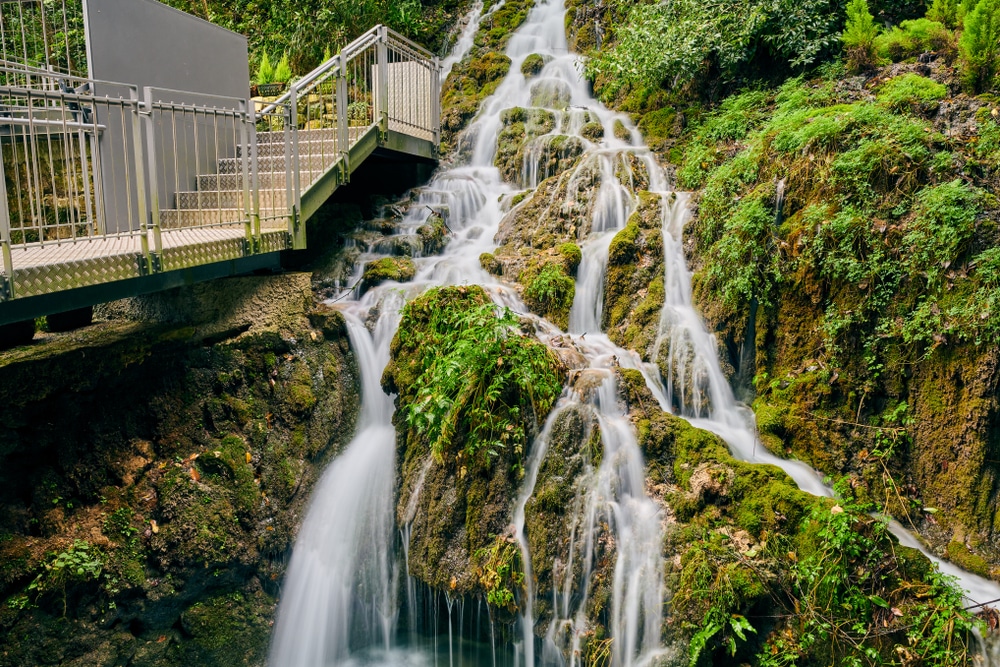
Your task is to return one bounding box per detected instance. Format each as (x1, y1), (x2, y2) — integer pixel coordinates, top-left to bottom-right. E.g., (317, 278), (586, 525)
(163, 0), (472, 74)
(586, 0), (1000, 618)
(384, 286), (563, 597)
(620, 369), (981, 667)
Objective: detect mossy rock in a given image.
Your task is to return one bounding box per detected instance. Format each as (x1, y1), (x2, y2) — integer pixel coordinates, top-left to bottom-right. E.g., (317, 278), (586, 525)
(418, 214), (449, 255)
(521, 53), (546, 77)
(361, 257), (416, 289)
(521, 262), (576, 330)
(175, 589), (274, 665)
(580, 121), (604, 142)
(530, 80), (572, 110)
(612, 119), (630, 141)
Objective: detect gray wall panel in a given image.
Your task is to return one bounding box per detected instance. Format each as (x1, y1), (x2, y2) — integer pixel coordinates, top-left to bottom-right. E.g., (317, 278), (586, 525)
(84, 0), (251, 232)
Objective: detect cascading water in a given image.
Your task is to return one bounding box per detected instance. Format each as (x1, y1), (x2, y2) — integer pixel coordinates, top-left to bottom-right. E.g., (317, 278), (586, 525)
(271, 0), (1000, 662)
(268, 294), (402, 666)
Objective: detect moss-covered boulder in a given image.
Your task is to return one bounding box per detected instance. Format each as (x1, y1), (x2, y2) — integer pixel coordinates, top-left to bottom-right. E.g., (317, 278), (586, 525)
(616, 369), (979, 667)
(361, 257), (416, 289)
(384, 286), (563, 600)
(520, 53), (546, 77)
(417, 213), (449, 255)
(603, 192), (667, 355)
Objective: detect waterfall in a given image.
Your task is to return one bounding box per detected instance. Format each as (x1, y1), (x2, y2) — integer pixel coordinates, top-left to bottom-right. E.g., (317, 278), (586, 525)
(268, 294), (403, 666)
(270, 0), (1000, 662)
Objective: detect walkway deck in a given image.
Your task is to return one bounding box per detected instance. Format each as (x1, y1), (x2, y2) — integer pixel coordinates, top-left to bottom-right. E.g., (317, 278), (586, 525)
(0, 24), (440, 325)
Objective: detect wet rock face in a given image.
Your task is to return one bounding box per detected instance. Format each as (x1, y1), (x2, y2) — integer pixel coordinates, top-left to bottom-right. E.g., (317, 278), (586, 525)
(0, 276), (359, 667)
(603, 192), (667, 357)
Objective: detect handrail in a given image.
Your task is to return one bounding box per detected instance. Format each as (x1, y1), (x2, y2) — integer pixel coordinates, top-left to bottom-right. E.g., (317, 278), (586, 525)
(257, 24), (435, 117)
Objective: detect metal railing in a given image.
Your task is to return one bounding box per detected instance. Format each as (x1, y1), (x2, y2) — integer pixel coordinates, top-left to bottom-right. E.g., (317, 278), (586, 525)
(0, 0), (87, 88)
(0, 23), (439, 302)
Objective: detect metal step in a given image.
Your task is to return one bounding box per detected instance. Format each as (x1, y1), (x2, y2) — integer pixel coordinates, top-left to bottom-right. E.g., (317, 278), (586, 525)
(159, 209), (246, 229)
(239, 138), (339, 158)
(195, 170), (324, 191)
(218, 154), (332, 175)
(176, 190), (290, 210)
(256, 128), (337, 144)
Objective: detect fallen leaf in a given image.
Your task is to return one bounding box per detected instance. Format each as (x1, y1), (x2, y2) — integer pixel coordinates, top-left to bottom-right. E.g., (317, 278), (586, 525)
(150, 519), (159, 534)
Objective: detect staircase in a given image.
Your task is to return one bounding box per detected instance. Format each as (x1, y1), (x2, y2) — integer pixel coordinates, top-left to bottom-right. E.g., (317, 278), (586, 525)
(157, 128), (340, 231)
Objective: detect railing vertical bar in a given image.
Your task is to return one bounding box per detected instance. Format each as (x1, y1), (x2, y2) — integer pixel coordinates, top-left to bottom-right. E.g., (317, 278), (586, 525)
(26, 90), (46, 245)
(336, 54), (348, 181)
(44, 92), (61, 241)
(377, 28), (388, 134)
(239, 101), (254, 249)
(283, 102), (293, 244)
(129, 87), (151, 272)
(142, 87), (162, 261)
(0, 150), (15, 300)
(290, 85), (301, 215)
(432, 57), (441, 146)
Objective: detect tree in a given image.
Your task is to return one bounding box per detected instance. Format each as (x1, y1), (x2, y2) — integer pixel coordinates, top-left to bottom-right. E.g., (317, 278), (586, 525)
(842, 0), (881, 71)
(959, 0), (1000, 92)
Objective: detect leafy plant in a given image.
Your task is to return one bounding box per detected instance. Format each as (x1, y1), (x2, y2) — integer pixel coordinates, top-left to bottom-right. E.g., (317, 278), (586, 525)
(475, 534), (525, 611)
(390, 287), (562, 469)
(28, 540), (103, 616)
(875, 18), (953, 60)
(587, 0), (841, 91)
(843, 0), (881, 71)
(959, 0), (1000, 92)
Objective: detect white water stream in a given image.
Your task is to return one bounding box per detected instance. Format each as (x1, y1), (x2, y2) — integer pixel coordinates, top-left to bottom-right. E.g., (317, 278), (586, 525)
(269, 0), (1000, 663)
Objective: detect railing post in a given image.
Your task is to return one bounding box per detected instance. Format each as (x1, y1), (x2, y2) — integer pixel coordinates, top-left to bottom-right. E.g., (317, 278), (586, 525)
(377, 25), (389, 136)
(0, 153), (15, 301)
(289, 86), (301, 221)
(141, 86), (162, 272)
(337, 53), (350, 183)
(239, 99), (258, 253)
(432, 57), (442, 147)
(285, 98), (303, 250)
(131, 85), (153, 274)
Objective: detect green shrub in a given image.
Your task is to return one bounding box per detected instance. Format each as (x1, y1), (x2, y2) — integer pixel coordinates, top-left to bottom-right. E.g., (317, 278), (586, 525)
(876, 73), (948, 111)
(255, 52), (275, 85)
(28, 540), (103, 616)
(274, 52), (293, 83)
(959, 0), (1000, 92)
(875, 18), (953, 60)
(927, 0), (962, 26)
(842, 0), (881, 71)
(586, 0), (841, 90)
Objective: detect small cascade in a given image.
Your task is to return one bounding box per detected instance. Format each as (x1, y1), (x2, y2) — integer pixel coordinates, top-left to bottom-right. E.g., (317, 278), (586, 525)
(268, 294), (403, 666)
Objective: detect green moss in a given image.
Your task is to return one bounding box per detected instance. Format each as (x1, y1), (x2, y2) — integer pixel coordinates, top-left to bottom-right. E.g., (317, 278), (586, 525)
(580, 121), (604, 141)
(876, 73), (948, 112)
(944, 541), (991, 577)
(557, 242), (582, 274)
(520, 53), (545, 77)
(522, 263), (576, 330)
(361, 257), (416, 287)
(613, 119), (630, 141)
(175, 589), (273, 664)
(480, 252), (502, 275)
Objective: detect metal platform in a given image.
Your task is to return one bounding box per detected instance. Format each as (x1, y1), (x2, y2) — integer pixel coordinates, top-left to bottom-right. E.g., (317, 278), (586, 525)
(0, 17), (440, 325)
